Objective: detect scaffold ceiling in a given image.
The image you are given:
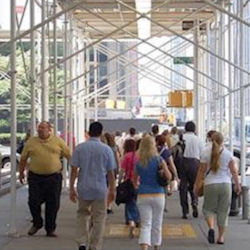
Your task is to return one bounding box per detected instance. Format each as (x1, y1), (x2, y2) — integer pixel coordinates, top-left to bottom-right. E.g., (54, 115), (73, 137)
(58, 0), (216, 39)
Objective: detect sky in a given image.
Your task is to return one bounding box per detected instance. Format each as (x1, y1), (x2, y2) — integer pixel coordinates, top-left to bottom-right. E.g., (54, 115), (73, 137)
(0, 0), (41, 30)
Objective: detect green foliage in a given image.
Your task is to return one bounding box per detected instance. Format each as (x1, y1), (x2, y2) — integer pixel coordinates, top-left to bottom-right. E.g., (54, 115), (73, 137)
(0, 119), (10, 127)
(0, 133), (25, 144)
(0, 41), (65, 130)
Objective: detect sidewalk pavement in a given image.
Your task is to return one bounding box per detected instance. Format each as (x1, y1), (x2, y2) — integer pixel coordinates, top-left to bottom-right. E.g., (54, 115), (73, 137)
(0, 187), (250, 250)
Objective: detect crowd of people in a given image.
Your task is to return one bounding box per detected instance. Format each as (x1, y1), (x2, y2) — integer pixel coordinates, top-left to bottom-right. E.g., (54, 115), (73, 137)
(18, 120), (241, 250)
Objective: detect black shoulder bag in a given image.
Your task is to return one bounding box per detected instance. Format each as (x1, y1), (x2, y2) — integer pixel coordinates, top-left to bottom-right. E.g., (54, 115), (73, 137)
(157, 156), (169, 187)
(115, 153), (136, 205)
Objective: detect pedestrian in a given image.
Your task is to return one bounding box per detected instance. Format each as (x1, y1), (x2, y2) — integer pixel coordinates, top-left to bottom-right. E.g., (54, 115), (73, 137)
(19, 121), (71, 237)
(194, 132), (241, 244)
(179, 121), (203, 219)
(119, 139), (140, 237)
(151, 124), (159, 137)
(171, 132), (185, 177)
(70, 122), (116, 250)
(133, 135), (171, 250)
(170, 126), (179, 147)
(156, 134), (179, 199)
(17, 129), (31, 154)
(161, 129), (172, 149)
(104, 132), (120, 214)
(125, 127), (140, 141)
(114, 130), (124, 156)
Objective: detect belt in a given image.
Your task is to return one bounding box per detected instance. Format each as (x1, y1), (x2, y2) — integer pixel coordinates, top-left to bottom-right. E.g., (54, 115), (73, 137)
(29, 171), (61, 177)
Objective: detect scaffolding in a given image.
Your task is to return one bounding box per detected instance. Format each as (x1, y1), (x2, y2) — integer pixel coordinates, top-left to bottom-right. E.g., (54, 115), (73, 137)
(2, 0), (250, 233)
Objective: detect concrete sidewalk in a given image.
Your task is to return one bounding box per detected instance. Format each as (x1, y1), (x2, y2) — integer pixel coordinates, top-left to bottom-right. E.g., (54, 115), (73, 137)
(0, 187), (250, 250)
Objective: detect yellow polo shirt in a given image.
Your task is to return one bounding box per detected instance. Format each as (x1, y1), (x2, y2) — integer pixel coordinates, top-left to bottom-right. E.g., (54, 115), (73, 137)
(21, 135), (71, 175)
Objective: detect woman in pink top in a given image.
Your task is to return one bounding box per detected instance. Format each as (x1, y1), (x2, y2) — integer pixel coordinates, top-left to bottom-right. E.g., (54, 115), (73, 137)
(119, 139), (140, 238)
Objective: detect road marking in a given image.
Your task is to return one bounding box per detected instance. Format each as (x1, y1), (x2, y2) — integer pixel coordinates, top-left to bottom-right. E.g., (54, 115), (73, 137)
(105, 224), (196, 238)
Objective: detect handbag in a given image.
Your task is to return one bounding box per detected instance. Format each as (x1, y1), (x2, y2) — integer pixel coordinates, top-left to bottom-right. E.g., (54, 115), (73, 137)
(115, 179), (135, 205)
(197, 168), (211, 197)
(197, 179), (205, 197)
(115, 153), (136, 205)
(157, 157), (169, 187)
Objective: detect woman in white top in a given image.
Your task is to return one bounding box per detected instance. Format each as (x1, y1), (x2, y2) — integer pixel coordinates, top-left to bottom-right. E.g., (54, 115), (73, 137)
(194, 132), (241, 245)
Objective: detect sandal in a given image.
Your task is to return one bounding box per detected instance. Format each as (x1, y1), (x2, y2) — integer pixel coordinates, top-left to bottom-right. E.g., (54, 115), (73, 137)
(129, 226), (135, 238)
(207, 229), (215, 244)
(217, 240), (224, 245)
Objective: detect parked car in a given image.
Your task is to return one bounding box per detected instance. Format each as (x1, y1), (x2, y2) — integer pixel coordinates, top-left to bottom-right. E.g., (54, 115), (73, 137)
(0, 144), (20, 169)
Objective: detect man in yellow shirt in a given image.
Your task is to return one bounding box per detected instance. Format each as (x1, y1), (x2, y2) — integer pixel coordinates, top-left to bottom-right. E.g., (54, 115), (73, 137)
(19, 121), (71, 237)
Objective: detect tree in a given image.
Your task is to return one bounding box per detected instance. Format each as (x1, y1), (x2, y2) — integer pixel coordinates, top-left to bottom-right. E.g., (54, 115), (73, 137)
(0, 42), (64, 132)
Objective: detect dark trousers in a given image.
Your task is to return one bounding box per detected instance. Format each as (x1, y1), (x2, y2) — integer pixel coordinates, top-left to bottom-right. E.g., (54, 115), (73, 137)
(179, 158), (199, 215)
(28, 171), (62, 233)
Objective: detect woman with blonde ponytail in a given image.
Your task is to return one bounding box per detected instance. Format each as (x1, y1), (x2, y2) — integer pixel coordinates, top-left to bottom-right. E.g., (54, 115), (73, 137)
(194, 131), (241, 245)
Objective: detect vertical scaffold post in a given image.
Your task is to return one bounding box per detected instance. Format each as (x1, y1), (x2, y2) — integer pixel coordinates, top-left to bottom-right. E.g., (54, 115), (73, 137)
(228, 1), (234, 154)
(41, 0), (49, 121)
(193, 20), (199, 134)
(10, 0), (17, 235)
(30, 0), (36, 135)
(239, 0), (247, 220)
(206, 21), (211, 131)
(218, 2), (224, 133)
(68, 18), (74, 183)
(53, 0), (58, 134)
(86, 43), (90, 130)
(63, 13), (68, 189)
(94, 46), (98, 121)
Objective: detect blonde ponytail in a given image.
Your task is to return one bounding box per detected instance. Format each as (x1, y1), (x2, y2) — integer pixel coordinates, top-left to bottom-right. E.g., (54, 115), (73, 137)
(210, 132), (223, 172)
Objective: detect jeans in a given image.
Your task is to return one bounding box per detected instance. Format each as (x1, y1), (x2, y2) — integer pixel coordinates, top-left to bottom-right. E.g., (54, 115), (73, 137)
(125, 199), (140, 224)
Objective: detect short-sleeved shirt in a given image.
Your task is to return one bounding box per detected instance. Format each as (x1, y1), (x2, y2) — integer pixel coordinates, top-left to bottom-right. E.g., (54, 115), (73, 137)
(183, 132), (203, 160)
(200, 145), (233, 185)
(121, 152), (138, 180)
(136, 156), (165, 195)
(21, 135), (70, 175)
(71, 137), (116, 200)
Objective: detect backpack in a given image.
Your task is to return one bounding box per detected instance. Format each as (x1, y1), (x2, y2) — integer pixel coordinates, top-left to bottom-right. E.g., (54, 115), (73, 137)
(171, 140), (185, 174)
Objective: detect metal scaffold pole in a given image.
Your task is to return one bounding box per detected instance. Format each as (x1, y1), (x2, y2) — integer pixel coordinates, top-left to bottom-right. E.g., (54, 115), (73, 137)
(214, 15), (219, 130)
(94, 46), (98, 121)
(193, 21), (199, 134)
(239, 0), (247, 220)
(86, 44), (90, 130)
(79, 38), (86, 143)
(41, 0), (49, 121)
(68, 18), (74, 181)
(228, 2), (234, 154)
(10, 0), (17, 235)
(218, 5), (224, 133)
(63, 13), (68, 188)
(53, 0), (58, 134)
(206, 21), (211, 130)
(30, 0), (36, 135)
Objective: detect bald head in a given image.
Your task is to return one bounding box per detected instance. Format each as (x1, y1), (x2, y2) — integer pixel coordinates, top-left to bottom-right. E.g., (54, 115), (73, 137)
(37, 121), (51, 140)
